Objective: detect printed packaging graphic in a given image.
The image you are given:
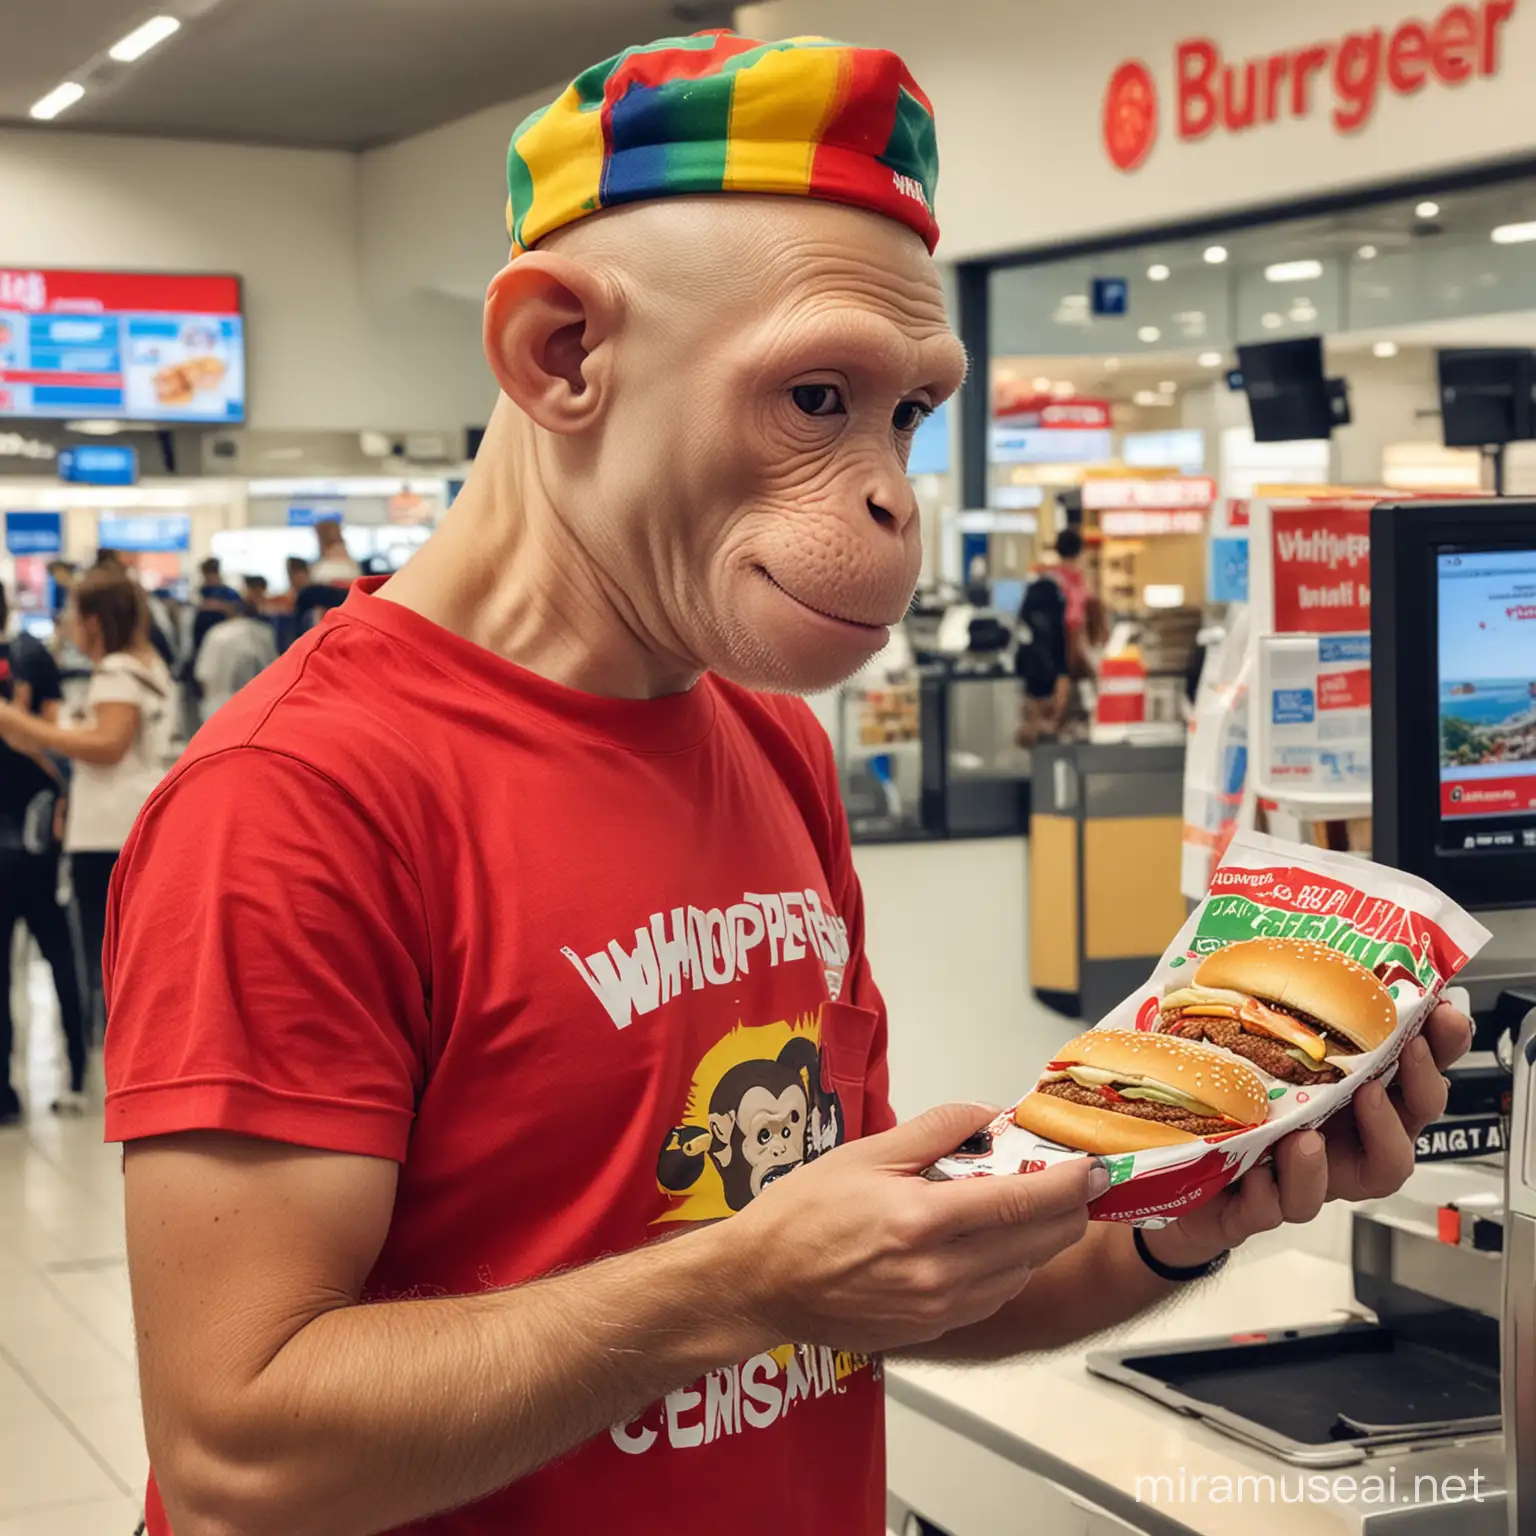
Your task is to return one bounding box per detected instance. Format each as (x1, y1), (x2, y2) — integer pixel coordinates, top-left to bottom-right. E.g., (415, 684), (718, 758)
(929, 831), (1490, 1225)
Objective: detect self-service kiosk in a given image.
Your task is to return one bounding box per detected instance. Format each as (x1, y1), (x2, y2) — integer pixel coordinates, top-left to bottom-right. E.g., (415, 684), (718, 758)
(1373, 498), (1536, 1536)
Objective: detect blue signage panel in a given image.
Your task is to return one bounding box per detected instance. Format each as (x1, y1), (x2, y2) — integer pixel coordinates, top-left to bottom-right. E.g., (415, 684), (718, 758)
(58, 444), (139, 486)
(1209, 536), (1250, 604)
(4, 510), (63, 556)
(1091, 277), (1129, 317)
(97, 513), (191, 553)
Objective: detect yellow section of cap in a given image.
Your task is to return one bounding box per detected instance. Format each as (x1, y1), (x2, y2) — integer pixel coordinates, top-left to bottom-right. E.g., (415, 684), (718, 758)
(723, 40), (844, 195)
(514, 83), (605, 250)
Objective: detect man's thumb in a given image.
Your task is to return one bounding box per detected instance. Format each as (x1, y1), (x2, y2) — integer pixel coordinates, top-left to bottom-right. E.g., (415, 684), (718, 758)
(866, 1102), (1002, 1173)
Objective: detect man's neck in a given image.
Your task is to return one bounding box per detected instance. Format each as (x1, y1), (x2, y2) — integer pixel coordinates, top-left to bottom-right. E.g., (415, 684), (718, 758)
(379, 419), (700, 702)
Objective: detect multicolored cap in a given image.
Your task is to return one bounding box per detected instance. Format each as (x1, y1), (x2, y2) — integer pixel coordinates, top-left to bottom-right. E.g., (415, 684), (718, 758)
(507, 32), (940, 256)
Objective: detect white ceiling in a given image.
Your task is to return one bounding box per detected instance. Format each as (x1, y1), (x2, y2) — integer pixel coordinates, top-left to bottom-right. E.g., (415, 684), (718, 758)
(0, 0), (724, 149)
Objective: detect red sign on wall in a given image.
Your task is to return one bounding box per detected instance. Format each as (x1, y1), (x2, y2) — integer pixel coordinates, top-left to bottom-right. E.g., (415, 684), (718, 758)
(1104, 0), (1518, 170)
(1270, 503), (1373, 633)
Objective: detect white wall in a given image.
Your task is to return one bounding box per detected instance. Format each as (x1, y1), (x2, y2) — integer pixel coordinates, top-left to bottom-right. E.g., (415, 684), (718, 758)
(739, 0), (1536, 261)
(0, 129), (492, 435)
(853, 837), (1078, 1120)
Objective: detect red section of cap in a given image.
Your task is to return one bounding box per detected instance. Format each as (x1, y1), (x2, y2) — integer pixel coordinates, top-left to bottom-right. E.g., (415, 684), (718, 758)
(1437, 1205), (1463, 1245)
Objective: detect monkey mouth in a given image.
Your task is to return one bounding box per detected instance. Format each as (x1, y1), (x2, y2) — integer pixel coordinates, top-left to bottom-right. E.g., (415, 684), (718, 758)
(753, 565), (896, 634)
(758, 1162), (796, 1190)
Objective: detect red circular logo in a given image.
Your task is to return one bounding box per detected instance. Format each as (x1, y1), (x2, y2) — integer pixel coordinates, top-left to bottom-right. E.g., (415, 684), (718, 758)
(1104, 60), (1158, 173)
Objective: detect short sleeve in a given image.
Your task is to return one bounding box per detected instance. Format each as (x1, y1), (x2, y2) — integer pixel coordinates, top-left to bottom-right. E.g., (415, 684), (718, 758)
(103, 748), (434, 1161)
(14, 637), (62, 709)
(88, 665), (142, 709)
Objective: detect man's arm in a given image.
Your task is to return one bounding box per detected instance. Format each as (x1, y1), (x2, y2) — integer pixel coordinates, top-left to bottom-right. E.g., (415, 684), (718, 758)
(127, 1109), (1106, 1536)
(128, 1134), (773, 1536)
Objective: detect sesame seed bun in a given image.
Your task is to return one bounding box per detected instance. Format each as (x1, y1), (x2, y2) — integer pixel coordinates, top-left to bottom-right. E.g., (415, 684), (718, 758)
(1012, 1092), (1206, 1153)
(1192, 939), (1396, 1053)
(1012, 1029), (1270, 1154)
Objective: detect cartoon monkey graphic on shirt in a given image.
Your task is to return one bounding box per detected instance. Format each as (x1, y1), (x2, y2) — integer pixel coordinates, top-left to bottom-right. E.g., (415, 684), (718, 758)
(657, 1025), (843, 1217)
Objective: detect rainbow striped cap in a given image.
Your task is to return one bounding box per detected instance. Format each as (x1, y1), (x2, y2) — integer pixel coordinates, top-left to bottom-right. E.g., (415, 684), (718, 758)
(507, 32), (939, 256)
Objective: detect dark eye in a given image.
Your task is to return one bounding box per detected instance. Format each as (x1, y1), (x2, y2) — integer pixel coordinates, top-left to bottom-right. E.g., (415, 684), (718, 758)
(791, 384), (845, 417)
(893, 400), (933, 433)
(758, 1128), (773, 1145)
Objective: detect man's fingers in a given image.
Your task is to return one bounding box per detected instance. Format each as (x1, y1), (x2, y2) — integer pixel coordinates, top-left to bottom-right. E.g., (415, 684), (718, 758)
(1423, 1004), (1473, 1073)
(950, 1202), (1093, 1275)
(1347, 1080), (1416, 1199)
(1392, 1036), (1450, 1138)
(1272, 1132), (1329, 1226)
(926, 1154), (1103, 1241)
(862, 1103), (1002, 1174)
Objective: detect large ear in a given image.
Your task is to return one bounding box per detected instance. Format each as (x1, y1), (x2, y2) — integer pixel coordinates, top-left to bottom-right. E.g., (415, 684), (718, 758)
(482, 252), (621, 435)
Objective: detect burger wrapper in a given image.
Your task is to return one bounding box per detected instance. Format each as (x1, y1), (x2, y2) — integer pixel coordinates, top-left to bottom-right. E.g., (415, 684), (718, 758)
(927, 831), (1491, 1226)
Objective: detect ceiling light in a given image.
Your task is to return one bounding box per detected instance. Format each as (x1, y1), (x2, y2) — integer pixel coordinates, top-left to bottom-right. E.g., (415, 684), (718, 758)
(1203, 245), (1229, 265)
(109, 14), (182, 62)
(1492, 221), (1536, 245)
(1133, 389), (1173, 408)
(1373, 341), (1400, 358)
(29, 81), (85, 121)
(1052, 381), (1077, 398)
(1198, 351), (1223, 368)
(1147, 263), (1171, 282)
(1103, 357), (1121, 372)
(1265, 259), (1324, 283)
(1415, 200), (1441, 220)
(1357, 244), (1379, 260)
(1033, 376), (1052, 391)
(1261, 312), (1284, 330)
(1158, 380), (1178, 393)
(1138, 325), (1161, 343)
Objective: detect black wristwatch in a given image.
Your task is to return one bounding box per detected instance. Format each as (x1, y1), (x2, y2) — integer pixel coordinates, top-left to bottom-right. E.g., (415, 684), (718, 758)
(1133, 1225), (1231, 1283)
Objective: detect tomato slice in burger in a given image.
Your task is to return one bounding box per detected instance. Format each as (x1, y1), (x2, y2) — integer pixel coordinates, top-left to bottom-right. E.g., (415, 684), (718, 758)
(1099, 1085), (1127, 1105)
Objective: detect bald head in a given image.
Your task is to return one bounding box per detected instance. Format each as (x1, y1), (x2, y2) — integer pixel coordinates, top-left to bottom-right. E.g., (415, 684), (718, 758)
(480, 196), (966, 693)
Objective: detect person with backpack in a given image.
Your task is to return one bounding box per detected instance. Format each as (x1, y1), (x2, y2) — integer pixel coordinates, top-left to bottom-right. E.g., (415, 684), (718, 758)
(0, 569), (175, 1037)
(0, 584), (89, 1121)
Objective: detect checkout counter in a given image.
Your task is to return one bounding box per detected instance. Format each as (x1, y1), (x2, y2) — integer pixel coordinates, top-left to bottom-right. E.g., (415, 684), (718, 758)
(889, 499), (1536, 1536)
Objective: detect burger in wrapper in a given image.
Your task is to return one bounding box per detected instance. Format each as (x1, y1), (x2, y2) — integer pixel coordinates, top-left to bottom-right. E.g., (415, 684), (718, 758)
(1014, 1031), (1269, 1152)
(1156, 937), (1396, 1086)
(926, 830), (1492, 1226)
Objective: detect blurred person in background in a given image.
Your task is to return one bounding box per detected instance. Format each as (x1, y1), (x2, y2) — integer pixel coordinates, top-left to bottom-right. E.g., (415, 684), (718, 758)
(195, 593), (278, 723)
(0, 570), (175, 1040)
(198, 555), (242, 606)
(243, 574), (271, 614)
(0, 583), (88, 1122)
(312, 518), (362, 586)
(285, 556), (313, 598)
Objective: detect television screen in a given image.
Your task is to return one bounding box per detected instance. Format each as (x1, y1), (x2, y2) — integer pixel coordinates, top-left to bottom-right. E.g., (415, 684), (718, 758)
(1437, 348), (1536, 448)
(0, 268), (245, 424)
(1237, 336), (1344, 443)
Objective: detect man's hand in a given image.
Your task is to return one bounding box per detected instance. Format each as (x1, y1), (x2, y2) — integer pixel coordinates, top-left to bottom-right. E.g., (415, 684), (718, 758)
(0, 700), (33, 749)
(1150, 1001), (1473, 1267)
(729, 1103), (1106, 1354)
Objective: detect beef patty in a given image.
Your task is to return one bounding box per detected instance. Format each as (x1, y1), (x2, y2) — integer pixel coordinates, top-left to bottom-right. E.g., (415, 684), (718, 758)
(1037, 1080), (1234, 1137)
(1160, 1014), (1342, 1086)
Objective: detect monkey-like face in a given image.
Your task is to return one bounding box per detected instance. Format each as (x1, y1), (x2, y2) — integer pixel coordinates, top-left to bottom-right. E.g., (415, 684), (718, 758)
(491, 198), (968, 696)
(734, 1083), (809, 1197)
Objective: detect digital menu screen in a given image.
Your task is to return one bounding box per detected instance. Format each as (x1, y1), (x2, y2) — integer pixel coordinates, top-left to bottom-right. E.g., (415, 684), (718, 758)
(1437, 544), (1536, 850)
(0, 268), (244, 423)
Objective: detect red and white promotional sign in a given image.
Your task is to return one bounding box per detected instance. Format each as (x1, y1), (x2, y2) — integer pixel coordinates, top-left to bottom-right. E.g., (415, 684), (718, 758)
(1100, 510), (1208, 537)
(1226, 498), (1252, 530)
(1270, 502), (1373, 634)
(1083, 476), (1217, 511)
(993, 387), (1113, 431)
(1103, 0), (1518, 171)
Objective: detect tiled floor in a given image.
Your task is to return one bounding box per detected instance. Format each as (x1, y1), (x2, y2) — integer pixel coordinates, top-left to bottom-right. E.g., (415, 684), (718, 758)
(1, 947), (145, 1535)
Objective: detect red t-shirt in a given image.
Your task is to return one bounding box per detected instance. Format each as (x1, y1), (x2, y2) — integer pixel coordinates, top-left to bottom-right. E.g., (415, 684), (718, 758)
(105, 581), (895, 1536)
